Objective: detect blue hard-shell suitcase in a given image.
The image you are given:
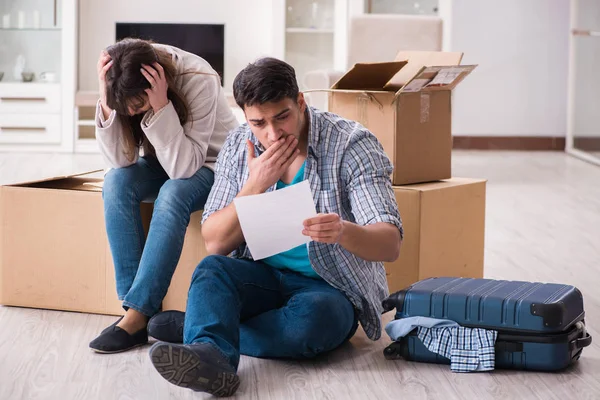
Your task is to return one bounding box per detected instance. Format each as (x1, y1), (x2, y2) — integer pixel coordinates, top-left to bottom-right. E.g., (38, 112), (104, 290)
(382, 277), (592, 371)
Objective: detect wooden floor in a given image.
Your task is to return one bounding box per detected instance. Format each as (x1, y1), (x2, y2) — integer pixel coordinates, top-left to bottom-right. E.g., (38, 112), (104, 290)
(1, 150), (600, 400)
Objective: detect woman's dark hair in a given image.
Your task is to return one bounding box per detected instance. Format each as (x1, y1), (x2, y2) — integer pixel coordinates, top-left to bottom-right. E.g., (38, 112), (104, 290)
(233, 57), (299, 110)
(104, 38), (190, 160)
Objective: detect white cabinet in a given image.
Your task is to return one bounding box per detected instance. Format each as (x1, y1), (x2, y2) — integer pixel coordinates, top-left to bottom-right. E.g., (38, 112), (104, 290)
(0, 83), (61, 114)
(0, 114), (61, 144)
(0, 83), (62, 144)
(0, 0), (77, 152)
(273, 0), (354, 90)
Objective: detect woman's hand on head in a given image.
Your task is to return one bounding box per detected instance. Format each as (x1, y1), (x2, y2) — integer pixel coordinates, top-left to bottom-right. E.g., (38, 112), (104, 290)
(97, 50), (113, 117)
(141, 62), (169, 113)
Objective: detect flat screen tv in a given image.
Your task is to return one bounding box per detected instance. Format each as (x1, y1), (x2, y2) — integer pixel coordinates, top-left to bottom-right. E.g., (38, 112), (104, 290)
(116, 22), (225, 85)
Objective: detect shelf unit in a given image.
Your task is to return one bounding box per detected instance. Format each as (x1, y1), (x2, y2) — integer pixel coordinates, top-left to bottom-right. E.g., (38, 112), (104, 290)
(366, 0), (439, 15)
(0, 0), (77, 152)
(74, 90), (99, 153)
(272, 0), (351, 90)
(0, 27), (62, 31)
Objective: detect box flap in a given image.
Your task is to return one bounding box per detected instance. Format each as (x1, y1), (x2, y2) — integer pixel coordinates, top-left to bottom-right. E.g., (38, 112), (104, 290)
(23, 177), (105, 192)
(385, 51), (464, 90)
(399, 64), (477, 94)
(394, 178), (487, 192)
(3, 169), (104, 187)
(331, 61), (407, 91)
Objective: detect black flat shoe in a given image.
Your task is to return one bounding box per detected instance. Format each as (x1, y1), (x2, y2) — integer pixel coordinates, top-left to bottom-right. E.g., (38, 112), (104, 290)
(101, 316), (124, 335)
(149, 342), (239, 397)
(89, 325), (148, 354)
(148, 310), (184, 343)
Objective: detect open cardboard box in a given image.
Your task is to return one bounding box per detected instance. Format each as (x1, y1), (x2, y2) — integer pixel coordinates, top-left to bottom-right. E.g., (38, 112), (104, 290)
(314, 51), (476, 185)
(0, 171), (206, 315)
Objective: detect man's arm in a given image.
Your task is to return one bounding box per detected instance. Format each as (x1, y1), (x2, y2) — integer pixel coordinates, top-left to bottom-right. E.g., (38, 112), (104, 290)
(303, 130), (403, 262)
(340, 221), (401, 262)
(202, 182), (261, 256)
(303, 215), (401, 262)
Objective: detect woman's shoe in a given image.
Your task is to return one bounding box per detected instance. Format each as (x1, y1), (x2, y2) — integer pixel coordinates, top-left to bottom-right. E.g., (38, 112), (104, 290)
(100, 316), (124, 335)
(89, 325), (148, 353)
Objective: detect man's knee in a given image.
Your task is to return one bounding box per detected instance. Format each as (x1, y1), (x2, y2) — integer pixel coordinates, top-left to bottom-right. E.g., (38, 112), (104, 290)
(289, 291), (355, 357)
(191, 255), (235, 283)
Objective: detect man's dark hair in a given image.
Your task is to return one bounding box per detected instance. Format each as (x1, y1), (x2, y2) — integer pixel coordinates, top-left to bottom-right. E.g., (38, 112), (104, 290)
(233, 57), (299, 109)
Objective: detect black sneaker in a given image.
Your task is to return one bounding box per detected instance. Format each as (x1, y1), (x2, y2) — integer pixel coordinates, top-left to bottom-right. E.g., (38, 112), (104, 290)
(149, 342), (240, 397)
(89, 325), (148, 353)
(148, 310), (184, 343)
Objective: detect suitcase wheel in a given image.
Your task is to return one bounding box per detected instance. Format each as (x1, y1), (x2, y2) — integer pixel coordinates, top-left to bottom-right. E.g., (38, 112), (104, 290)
(383, 342), (403, 360)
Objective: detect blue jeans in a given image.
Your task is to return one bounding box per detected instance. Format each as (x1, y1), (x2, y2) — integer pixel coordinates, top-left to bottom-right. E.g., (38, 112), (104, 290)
(103, 156), (214, 317)
(184, 255), (358, 369)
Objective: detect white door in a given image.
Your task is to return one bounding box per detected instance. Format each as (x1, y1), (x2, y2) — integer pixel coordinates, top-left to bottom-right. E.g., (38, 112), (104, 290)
(567, 0), (600, 165)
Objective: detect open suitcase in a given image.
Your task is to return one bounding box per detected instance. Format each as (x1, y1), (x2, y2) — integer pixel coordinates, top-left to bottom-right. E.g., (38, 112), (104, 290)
(382, 277), (592, 371)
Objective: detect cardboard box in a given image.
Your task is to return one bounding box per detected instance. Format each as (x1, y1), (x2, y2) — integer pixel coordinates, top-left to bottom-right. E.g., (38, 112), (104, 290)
(0, 172), (207, 316)
(384, 178), (486, 293)
(322, 51), (476, 185)
(1, 173), (485, 314)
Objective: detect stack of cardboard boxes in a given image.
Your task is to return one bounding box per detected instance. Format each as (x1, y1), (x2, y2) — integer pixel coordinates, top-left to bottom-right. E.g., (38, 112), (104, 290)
(323, 51), (485, 293)
(0, 51), (485, 316)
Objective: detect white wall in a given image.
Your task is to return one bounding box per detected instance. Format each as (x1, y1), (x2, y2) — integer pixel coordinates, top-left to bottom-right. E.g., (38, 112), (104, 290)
(442, 0), (570, 137)
(78, 0), (278, 93)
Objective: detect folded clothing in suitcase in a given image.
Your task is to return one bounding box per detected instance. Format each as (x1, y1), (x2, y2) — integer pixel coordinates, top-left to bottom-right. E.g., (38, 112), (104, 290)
(382, 277), (592, 371)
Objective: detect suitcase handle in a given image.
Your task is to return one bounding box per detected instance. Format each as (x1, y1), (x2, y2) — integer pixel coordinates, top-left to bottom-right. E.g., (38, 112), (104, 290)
(569, 322), (592, 350)
(570, 334), (592, 350)
(382, 289), (408, 312)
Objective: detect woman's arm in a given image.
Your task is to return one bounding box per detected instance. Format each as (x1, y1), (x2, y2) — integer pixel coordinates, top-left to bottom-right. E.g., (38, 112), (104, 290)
(142, 71), (221, 179)
(95, 100), (139, 168)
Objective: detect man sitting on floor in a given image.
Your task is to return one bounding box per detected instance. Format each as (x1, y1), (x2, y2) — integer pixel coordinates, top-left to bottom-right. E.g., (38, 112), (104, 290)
(147, 57), (403, 397)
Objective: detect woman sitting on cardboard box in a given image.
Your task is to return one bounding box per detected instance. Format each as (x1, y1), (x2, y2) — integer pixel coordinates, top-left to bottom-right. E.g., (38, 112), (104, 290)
(90, 38), (238, 353)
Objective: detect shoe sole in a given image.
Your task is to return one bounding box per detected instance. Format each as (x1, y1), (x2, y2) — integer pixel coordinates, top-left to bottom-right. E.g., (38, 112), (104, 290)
(150, 343), (239, 397)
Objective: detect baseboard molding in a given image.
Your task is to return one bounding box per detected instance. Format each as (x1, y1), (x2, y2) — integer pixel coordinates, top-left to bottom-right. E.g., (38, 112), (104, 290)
(453, 136), (566, 151)
(573, 137), (600, 152)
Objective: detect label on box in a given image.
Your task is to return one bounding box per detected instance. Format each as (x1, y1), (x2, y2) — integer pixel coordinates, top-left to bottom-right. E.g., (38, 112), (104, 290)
(426, 67), (464, 87)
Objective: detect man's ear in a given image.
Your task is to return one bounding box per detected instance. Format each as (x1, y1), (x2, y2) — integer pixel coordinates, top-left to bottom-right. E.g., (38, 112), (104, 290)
(297, 92), (306, 112)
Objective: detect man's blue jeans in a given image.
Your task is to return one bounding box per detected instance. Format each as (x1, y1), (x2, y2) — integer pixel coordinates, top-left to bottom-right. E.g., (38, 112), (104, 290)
(184, 255), (358, 369)
(103, 156), (214, 317)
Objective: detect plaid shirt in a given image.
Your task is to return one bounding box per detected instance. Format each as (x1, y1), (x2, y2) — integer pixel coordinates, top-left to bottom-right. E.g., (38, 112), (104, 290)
(417, 326), (498, 372)
(202, 106), (403, 340)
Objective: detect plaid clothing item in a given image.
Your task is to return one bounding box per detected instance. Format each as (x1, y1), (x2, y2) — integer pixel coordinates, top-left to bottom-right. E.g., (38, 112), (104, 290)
(417, 326), (498, 372)
(201, 106), (403, 340)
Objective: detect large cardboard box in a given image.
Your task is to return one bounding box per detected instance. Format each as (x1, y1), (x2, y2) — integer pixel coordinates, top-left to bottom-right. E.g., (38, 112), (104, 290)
(0, 172), (207, 316)
(323, 51), (476, 185)
(0, 174), (485, 314)
(384, 178), (486, 293)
